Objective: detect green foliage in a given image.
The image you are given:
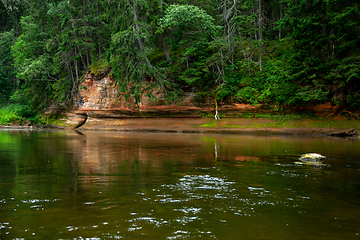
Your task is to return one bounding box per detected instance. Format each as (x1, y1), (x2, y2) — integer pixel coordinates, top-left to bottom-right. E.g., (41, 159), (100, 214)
(0, 104), (36, 125)
(283, 0), (360, 107)
(199, 121), (218, 128)
(89, 58), (110, 76)
(158, 4), (219, 35)
(235, 56), (289, 105)
(157, 4), (221, 92)
(0, 106), (21, 124)
(175, 41), (216, 89)
(0, 0), (359, 125)
(216, 67), (242, 101)
(0, 30), (16, 104)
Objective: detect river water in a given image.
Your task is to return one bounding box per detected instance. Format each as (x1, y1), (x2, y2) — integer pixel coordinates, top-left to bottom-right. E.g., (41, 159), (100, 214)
(0, 130), (359, 239)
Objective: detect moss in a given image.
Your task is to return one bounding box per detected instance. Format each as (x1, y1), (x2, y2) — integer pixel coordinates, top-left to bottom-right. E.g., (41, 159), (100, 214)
(306, 119), (360, 129)
(222, 125), (241, 128)
(39, 114), (66, 125)
(199, 121), (218, 128)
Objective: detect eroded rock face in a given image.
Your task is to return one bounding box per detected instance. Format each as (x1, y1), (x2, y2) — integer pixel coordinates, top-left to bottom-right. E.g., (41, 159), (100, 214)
(61, 113), (88, 128)
(73, 72), (205, 118)
(74, 74), (137, 117)
(81, 76), (119, 110)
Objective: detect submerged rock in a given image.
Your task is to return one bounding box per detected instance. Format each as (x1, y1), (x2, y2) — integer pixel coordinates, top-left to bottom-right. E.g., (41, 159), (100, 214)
(295, 153), (330, 167)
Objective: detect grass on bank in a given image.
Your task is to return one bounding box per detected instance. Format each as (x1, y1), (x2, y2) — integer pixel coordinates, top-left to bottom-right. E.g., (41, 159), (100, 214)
(197, 113), (360, 130)
(0, 104), (39, 125)
(0, 104), (76, 127)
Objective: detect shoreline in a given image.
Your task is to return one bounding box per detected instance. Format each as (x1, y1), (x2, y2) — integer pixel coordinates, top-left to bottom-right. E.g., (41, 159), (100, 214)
(79, 117), (360, 137)
(3, 117), (357, 137)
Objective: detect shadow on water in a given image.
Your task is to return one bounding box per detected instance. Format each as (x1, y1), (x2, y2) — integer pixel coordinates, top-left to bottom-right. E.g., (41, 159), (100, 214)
(0, 130), (359, 239)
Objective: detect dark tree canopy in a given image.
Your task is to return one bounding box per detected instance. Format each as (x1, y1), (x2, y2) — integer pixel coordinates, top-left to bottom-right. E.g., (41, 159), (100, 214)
(0, 0), (359, 112)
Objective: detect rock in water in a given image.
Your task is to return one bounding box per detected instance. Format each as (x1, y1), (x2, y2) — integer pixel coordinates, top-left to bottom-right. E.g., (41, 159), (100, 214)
(295, 153), (329, 167)
(299, 153), (326, 161)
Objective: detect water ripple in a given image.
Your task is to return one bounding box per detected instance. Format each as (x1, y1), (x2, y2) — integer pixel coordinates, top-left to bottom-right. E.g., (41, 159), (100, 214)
(163, 174), (236, 196)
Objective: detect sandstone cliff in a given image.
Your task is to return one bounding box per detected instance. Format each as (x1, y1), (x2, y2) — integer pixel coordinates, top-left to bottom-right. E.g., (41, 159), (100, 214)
(50, 71), (354, 130)
(71, 71), (261, 118)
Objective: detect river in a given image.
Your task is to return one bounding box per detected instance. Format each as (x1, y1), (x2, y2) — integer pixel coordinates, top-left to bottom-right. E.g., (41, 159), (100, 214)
(0, 130), (359, 239)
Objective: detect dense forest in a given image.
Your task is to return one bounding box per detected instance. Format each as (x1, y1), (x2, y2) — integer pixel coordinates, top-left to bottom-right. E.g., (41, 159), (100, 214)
(0, 0), (359, 122)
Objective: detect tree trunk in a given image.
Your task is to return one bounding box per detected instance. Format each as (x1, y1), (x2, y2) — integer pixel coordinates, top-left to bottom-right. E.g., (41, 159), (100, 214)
(43, 0), (47, 32)
(159, 0), (171, 64)
(163, 38), (171, 64)
(214, 95), (221, 121)
(279, 3), (282, 40)
(96, 0), (102, 56)
(74, 47), (79, 84)
(85, 0), (90, 69)
(258, 0), (262, 72)
(132, 1), (152, 67)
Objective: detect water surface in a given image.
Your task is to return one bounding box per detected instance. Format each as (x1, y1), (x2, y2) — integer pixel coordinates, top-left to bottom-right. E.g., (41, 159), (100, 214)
(0, 130), (359, 239)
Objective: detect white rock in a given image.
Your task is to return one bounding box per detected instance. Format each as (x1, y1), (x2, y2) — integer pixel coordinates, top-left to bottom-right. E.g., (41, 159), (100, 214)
(299, 153), (326, 161)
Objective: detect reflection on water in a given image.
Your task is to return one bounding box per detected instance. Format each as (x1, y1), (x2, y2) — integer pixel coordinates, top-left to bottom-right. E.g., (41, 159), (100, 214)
(0, 130), (359, 239)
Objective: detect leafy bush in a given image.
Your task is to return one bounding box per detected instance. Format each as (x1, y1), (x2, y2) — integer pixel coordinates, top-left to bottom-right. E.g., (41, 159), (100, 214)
(0, 104), (36, 125)
(217, 68), (242, 101)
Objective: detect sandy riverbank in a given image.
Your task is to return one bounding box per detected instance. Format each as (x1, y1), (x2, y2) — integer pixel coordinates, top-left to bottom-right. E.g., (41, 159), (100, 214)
(73, 117), (360, 137)
(2, 117), (359, 137)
